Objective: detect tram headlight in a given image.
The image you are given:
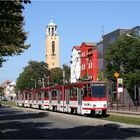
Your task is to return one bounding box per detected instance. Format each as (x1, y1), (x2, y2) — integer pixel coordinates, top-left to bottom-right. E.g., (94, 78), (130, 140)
(93, 104), (96, 108)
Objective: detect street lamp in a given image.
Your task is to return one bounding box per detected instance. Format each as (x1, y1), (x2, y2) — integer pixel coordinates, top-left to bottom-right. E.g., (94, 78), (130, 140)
(31, 79), (36, 88)
(126, 33), (140, 41)
(38, 75), (50, 88)
(38, 77), (45, 88)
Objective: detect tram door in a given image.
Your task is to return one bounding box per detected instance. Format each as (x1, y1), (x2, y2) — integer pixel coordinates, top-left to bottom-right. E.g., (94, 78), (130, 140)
(65, 89), (70, 112)
(77, 89), (82, 114)
(57, 90), (61, 104)
(41, 91), (44, 109)
(57, 90), (61, 111)
(49, 91), (52, 110)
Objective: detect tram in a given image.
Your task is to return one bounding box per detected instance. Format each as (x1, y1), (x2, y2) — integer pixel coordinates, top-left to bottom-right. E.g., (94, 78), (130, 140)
(16, 81), (108, 116)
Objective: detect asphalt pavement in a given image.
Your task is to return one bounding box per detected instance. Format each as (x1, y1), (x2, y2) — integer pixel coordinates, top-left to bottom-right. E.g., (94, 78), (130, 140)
(0, 104), (140, 138)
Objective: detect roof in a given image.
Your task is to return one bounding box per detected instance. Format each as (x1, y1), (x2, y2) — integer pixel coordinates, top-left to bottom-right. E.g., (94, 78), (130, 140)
(83, 42), (97, 47)
(72, 46), (80, 51)
(48, 19), (56, 26)
(9, 81), (16, 86)
(102, 29), (130, 38)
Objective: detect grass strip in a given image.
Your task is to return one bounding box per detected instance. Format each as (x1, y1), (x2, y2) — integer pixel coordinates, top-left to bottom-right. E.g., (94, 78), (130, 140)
(1, 101), (16, 107)
(102, 114), (140, 125)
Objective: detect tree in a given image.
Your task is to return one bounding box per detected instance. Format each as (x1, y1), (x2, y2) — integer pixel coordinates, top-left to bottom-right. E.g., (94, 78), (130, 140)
(0, 86), (4, 99)
(15, 61), (50, 91)
(49, 67), (63, 84)
(105, 34), (140, 88)
(0, 0), (31, 67)
(49, 64), (70, 84)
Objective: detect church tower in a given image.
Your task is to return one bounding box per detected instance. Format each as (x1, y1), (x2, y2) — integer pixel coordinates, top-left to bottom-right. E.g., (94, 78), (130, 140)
(45, 20), (59, 69)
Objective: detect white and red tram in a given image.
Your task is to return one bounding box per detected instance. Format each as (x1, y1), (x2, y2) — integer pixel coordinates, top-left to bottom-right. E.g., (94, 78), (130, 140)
(16, 81), (108, 116)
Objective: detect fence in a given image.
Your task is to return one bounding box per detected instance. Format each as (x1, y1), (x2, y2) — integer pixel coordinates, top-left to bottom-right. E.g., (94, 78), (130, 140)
(108, 100), (140, 112)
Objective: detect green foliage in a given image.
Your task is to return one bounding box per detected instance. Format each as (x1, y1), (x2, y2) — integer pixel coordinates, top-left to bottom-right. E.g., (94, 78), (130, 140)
(15, 62), (70, 91)
(49, 67), (63, 84)
(62, 64), (70, 83)
(0, 87), (4, 97)
(105, 34), (140, 88)
(1, 101), (16, 107)
(103, 114), (140, 125)
(15, 61), (50, 91)
(0, 0), (31, 67)
(49, 64), (70, 84)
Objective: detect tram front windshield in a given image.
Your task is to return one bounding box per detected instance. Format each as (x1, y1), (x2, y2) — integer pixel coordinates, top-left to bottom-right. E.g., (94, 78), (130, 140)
(91, 85), (106, 98)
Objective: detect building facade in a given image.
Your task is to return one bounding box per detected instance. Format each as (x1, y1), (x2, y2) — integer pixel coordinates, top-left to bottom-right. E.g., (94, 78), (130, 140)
(70, 46), (81, 83)
(80, 42), (98, 82)
(1, 80), (16, 100)
(45, 20), (59, 69)
(97, 41), (104, 70)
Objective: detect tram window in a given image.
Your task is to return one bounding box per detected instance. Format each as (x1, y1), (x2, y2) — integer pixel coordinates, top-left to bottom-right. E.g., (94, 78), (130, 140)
(22, 94), (24, 100)
(87, 89), (92, 97)
(52, 90), (57, 98)
(44, 91), (49, 98)
(25, 94), (27, 99)
(38, 92), (41, 98)
(70, 88), (77, 98)
(34, 93), (36, 100)
(83, 88), (92, 97)
(29, 94), (31, 100)
(58, 91), (61, 99)
(91, 86), (106, 98)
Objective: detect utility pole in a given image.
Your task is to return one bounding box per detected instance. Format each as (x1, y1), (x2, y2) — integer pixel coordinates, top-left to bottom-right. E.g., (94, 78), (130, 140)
(63, 70), (65, 84)
(101, 25), (107, 36)
(38, 78), (45, 88)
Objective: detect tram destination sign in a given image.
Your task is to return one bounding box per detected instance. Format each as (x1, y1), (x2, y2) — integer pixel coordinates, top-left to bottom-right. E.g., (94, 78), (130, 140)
(91, 83), (105, 86)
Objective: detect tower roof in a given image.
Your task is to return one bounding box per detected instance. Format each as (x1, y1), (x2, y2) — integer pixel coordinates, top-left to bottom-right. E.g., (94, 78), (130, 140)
(48, 19), (56, 26)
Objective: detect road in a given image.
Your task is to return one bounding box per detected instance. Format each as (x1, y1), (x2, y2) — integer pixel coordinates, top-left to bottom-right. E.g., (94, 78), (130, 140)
(0, 105), (140, 139)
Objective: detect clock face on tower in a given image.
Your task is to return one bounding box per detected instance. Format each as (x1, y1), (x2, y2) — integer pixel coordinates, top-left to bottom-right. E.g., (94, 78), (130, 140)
(45, 20), (59, 69)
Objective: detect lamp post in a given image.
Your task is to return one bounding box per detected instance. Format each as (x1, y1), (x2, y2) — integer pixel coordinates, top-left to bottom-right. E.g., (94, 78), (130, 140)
(63, 70), (65, 84)
(31, 79), (36, 88)
(38, 75), (50, 88)
(126, 33), (140, 41)
(38, 77), (45, 88)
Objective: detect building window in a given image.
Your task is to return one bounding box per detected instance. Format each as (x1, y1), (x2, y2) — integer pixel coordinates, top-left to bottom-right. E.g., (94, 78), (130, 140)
(83, 51), (85, 57)
(110, 36), (116, 43)
(84, 64), (86, 70)
(90, 61), (92, 69)
(88, 60), (92, 69)
(52, 41), (55, 55)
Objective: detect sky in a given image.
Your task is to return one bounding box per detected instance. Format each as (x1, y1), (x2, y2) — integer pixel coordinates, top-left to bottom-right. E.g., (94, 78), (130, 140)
(0, 0), (140, 84)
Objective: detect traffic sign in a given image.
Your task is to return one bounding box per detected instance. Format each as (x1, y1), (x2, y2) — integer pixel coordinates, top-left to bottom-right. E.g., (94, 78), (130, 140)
(114, 72), (119, 78)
